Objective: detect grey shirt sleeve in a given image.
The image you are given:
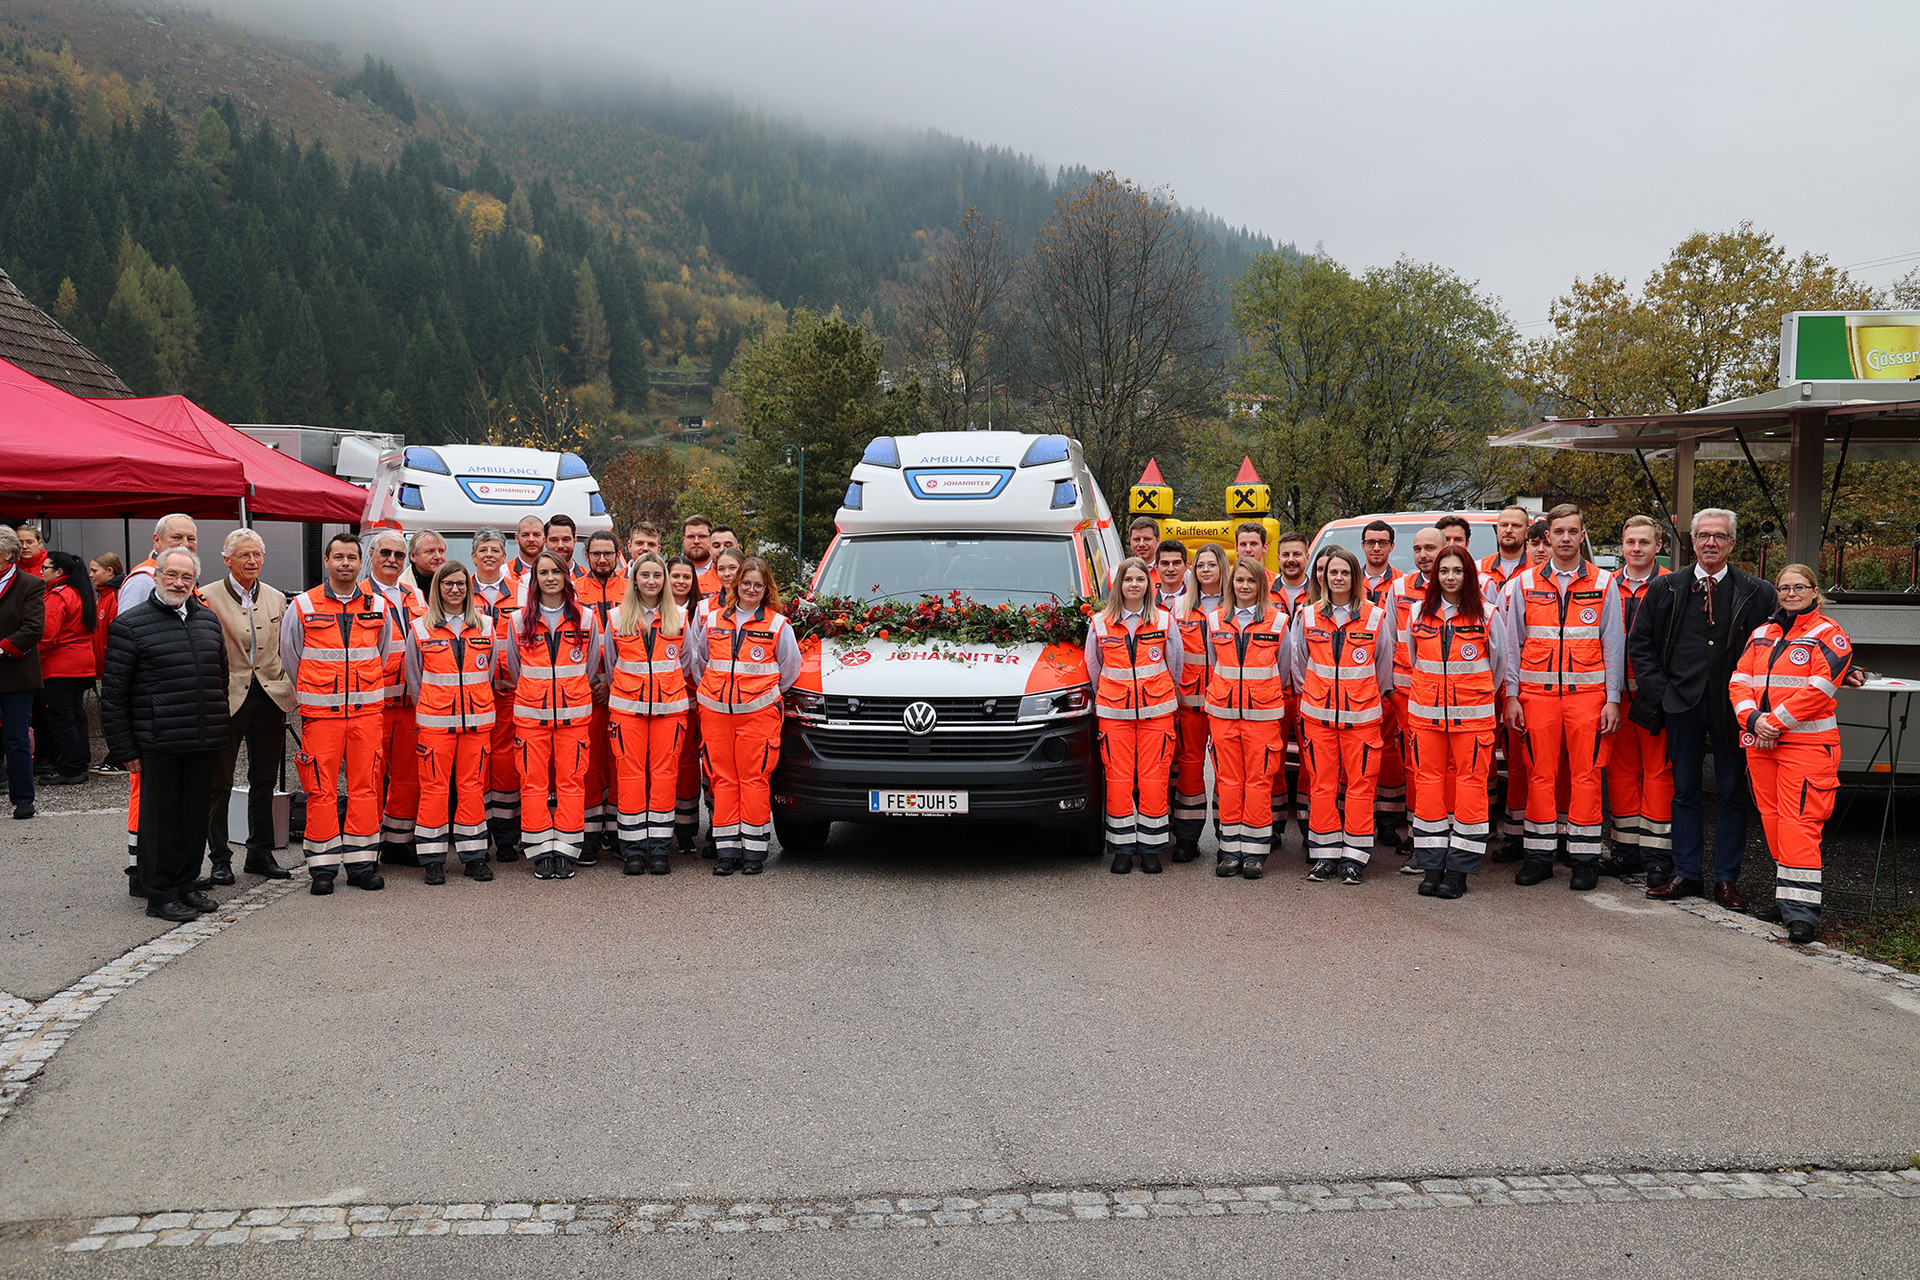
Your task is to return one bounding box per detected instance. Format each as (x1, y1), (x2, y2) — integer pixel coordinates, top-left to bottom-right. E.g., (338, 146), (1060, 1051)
(280, 601), (304, 691)
(1500, 581), (1524, 698)
(1374, 608), (1395, 694)
(1601, 584), (1625, 703)
(403, 625), (424, 704)
(775, 622), (802, 692)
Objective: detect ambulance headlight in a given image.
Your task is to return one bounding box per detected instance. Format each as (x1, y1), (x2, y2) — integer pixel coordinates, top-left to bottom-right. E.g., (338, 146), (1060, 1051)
(1018, 686), (1091, 720)
(784, 689), (826, 718)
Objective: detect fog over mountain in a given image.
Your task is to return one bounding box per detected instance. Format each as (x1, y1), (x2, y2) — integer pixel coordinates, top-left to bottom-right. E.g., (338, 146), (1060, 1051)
(215, 0), (1920, 322)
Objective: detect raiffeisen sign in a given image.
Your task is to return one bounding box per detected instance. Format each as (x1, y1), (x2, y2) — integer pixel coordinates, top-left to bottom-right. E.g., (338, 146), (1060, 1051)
(1778, 311), (1920, 385)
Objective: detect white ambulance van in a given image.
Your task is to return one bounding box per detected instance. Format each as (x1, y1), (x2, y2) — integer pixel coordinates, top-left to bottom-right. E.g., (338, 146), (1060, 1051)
(358, 443), (614, 565)
(771, 431), (1123, 852)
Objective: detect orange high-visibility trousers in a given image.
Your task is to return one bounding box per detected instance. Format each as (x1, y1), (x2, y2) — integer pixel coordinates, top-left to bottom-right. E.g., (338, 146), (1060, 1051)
(1302, 720), (1382, 864)
(1099, 715), (1175, 852)
(1409, 725), (1495, 874)
(485, 708), (522, 854)
(1374, 692), (1405, 831)
(1169, 706), (1209, 846)
(380, 702), (420, 850)
(1518, 693), (1612, 863)
(1272, 692), (1306, 833)
(295, 715), (383, 871)
(414, 729), (490, 864)
(701, 704), (782, 862)
(518, 722), (590, 860)
(583, 704), (616, 849)
(676, 706), (703, 850)
(610, 711), (689, 854)
(1746, 739), (1837, 927)
(1606, 700), (1673, 859)
(1211, 716), (1283, 861)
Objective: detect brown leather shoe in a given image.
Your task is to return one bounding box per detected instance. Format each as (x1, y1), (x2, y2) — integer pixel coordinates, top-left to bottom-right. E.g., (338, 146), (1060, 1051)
(1645, 876), (1703, 901)
(1713, 881), (1750, 912)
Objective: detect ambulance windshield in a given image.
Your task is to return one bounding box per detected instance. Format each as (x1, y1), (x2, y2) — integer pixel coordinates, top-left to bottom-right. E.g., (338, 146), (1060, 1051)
(815, 533), (1080, 606)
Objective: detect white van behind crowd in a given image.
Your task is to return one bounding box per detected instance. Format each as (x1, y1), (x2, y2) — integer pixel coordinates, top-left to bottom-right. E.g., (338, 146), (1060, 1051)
(770, 431), (1123, 852)
(359, 443), (614, 566)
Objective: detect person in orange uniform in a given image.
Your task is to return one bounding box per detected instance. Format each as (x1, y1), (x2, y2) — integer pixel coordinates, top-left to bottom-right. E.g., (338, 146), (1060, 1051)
(682, 514), (722, 598)
(1479, 507), (1531, 862)
(1152, 541), (1208, 862)
(405, 562), (499, 885)
(1600, 516), (1673, 879)
(1499, 503), (1624, 891)
(364, 530), (427, 865)
(687, 547), (746, 858)
(114, 514), (199, 895)
(1205, 556), (1289, 879)
(603, 552), (695, 876)
(1731, 564), (1851, 943)
(281, 533), (391, 894)
(1382, 527), (1442, 867)
(503, 516), (545, 601)
(1265, 534), (1311, 844)
(575, 532), (628, 864)
(470, 528), (524, 862)
(1086, 558), (1182, 875)
(666, 556), (705, 855)
(1405, 548), (1510, 899)
(1290, 546), (1394, 885)
(690, 557), (800, 875)
(502, 551), (603, 880)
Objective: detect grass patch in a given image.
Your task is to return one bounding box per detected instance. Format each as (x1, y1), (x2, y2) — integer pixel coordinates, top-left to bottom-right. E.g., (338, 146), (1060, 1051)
(1823, 908), (1920, 973)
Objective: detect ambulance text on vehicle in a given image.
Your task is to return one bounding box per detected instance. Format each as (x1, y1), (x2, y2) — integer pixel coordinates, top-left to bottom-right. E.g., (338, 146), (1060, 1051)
(770, 432), (1123, 851)
(359, 443), (613, 565)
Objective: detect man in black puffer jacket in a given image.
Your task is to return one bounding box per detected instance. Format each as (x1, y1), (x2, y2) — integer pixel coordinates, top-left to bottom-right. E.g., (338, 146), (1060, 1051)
(101, 547), (231, 922)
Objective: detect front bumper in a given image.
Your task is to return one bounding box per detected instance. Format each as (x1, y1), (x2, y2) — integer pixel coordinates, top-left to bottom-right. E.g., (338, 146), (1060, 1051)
(771, 715), (1099, 828)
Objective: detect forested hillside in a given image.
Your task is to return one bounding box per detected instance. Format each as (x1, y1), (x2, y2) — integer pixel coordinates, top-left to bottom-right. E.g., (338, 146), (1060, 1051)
(0, 0), (1279, 449)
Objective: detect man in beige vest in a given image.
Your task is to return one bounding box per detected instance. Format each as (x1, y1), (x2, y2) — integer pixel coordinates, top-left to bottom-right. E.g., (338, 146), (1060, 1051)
(200, 528), (297, 883)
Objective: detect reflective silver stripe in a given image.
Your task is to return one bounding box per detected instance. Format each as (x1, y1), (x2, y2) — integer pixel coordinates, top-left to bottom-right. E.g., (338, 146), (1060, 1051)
(416, 710), (496, 729)
(1096, 700), (1177, 721)
(1300, 704), (1382, 726)
(1758, 674), (1813, 689)
(715, 660), (782, 677)
(419, 671), (491, 686)
(514, 703), (593, 723)
(1781, 717), (1838, 734)
(1776, 865), (1823, 883)
(1305, 661), (1376, 679)
(302, 647), (382, 662)
(1406, 699), (1495, 721)
(610, 695), (692, 715)
(1205, 703), (1285, 721)
(698, 689), (781, 714)
(1178, 692), (1208, 708)
(1209, 665), (1281, 680)
(615, 659), (685, 675)
(1811, 676), (1839, 695)
(297, 689), (386, 709)
(520, 662), (590, 679)
(1413, 658), (1492, 675)
(1518, 669), (1606, 686)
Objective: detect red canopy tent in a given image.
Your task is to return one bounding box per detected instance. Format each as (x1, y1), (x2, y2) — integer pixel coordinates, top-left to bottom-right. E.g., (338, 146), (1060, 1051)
(0, 358), (247, 517)
(102, 395), (369, 524)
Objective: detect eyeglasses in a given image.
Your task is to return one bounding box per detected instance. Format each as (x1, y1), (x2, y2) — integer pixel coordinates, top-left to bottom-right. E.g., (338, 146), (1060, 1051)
(158, 572), (197, 584)
(376, 549), (406, 559)
(1777, 583), (1815, 594)
(1693, 532), (1733, 543)
(1362, 539), (1392, 549)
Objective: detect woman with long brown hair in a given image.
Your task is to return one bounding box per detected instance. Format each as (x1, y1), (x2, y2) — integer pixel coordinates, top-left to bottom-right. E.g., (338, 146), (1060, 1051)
(604, 553), (694, 875)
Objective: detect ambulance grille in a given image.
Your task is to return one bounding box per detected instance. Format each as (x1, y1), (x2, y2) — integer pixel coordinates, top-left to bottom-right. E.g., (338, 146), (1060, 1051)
(822, 696), (1009, 725)
(804, 726), (1044, 763)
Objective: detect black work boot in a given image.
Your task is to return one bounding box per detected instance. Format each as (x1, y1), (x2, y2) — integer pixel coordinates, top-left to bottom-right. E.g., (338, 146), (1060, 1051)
(1491, 834), (1523, 863)
(1568, 862), (1599, 891)
(1215, 853), (1242, 878)
(1514, 860), (1554, 886)
(1109, 849), (1132, 874)
(1435, 871), (1468, 899)
(196, 859), (235, 889)
(1241, 854), (1267, 880)
(1418, 868), (1443, 896)
(1170, 840), (1199, 863)
(1139, 848), (1164, 874)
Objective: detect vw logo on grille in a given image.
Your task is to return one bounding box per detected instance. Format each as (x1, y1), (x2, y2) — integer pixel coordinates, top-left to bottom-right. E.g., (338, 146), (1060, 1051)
(902, 701), (938, 735)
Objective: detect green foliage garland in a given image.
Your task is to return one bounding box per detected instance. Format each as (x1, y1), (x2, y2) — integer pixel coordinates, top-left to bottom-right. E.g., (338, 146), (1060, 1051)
(786, 591), (1095, 652)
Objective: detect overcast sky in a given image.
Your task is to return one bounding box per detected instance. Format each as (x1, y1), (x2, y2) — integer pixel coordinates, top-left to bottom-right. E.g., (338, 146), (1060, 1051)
(229, 0), (1920, 328)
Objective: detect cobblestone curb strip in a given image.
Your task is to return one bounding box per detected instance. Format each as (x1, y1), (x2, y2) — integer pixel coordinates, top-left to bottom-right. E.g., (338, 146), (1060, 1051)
(0, 874), (308, 1122)
(47, 1169), (1920, 1253)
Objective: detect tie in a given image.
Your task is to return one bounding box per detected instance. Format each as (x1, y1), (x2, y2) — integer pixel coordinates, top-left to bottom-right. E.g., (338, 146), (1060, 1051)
(1694, 576), (1715, 628)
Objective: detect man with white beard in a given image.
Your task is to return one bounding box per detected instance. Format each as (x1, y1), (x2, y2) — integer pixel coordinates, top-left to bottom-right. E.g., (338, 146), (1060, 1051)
(101, 548), (232, 922)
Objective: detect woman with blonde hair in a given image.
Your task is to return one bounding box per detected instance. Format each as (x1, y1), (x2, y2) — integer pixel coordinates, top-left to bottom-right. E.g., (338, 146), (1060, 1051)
(1086, 556), (1182, 873)
(1290, 545), (1393, 884)
(404, 561), (500, 884)
(690, 557), (799, 874)
(603, 553), (694, 875)
(1730, 564), (1853, 943)
(1204, 555), (1290, 878)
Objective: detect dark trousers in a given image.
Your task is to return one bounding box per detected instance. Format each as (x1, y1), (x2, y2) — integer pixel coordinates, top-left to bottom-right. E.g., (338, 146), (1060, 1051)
(1665, 703), (1748, 884)
(208, 682), (286, 860)
(137, 750), (218, 903)
(0, 688), (31, 805)
(35, 676), (90, 778)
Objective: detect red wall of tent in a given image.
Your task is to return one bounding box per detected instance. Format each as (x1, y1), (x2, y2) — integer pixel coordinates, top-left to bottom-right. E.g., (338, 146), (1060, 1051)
(0, 358), (366, 523)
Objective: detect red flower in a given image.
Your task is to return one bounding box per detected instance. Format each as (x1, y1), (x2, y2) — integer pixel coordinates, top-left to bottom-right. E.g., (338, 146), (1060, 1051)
(876, 628), (890, 641)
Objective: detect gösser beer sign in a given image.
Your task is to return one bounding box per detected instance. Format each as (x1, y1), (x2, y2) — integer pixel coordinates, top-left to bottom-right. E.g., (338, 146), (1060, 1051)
(1778, 311), (1920, 383)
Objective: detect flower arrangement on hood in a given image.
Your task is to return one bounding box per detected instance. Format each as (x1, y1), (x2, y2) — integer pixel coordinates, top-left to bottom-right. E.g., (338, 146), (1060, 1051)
(784, 589), (1096, 651)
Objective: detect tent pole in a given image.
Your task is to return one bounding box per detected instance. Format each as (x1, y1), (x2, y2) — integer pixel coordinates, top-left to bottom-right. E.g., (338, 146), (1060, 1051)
(238, 495), (250, 528)
(1673, 438), (1696, 569)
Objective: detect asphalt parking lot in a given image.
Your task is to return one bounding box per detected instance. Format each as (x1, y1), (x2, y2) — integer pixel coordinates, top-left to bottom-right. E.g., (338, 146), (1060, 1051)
(2, 781), (1917, 1277)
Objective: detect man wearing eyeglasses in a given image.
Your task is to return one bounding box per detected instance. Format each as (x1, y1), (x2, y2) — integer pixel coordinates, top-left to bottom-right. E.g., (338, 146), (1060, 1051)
(364, 530), (428, 866)
(1625, 509), (1775, 909)
(101, 548), (231, 921)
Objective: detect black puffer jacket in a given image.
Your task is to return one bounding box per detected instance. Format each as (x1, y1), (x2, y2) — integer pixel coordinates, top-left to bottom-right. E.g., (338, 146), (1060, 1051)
(101, 595), (230, 764)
